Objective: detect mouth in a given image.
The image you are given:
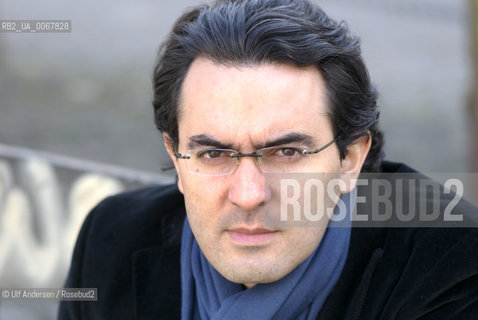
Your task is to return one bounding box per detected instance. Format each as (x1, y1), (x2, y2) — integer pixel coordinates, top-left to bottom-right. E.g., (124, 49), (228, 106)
(226, 227), (279, 246)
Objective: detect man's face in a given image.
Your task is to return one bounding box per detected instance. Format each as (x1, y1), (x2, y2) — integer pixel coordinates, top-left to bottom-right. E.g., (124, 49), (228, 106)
(170, 57), (345, 287)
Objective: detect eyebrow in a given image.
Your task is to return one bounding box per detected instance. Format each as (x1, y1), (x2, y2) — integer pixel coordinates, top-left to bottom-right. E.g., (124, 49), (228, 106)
(187, 134), (234, 150)
(259, 132), (317, 149)
(187, 132), (317, 150)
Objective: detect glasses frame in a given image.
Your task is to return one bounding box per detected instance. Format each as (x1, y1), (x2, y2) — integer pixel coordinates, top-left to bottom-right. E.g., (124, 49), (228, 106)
(174, 136), (339, 176)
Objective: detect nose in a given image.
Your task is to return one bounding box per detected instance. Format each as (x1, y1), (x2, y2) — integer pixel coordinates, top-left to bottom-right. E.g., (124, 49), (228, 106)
(228, 157), (269, 211)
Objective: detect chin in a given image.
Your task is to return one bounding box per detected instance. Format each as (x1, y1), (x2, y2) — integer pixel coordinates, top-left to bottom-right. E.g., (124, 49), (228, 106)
(218, 260), (291, 286)
(223, 272), (278, 286)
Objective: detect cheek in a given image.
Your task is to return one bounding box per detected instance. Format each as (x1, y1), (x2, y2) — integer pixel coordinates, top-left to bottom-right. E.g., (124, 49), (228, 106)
(182, 189), (214, 247)
(181, 176), (229, 231)
(287, 226), (326, 260)
(322, 146), (342, 171)
(181, 175), (228, 205)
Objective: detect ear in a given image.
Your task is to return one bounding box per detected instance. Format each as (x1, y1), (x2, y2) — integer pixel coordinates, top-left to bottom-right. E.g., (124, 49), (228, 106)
(163, 133), (184, 194)
(339, 132), (372, 193)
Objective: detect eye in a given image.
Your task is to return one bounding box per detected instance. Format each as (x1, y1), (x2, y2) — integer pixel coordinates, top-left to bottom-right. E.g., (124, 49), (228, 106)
(281, 148), (298, 157)
(261, 147), (305, 162)
(198, 149), (225, 159)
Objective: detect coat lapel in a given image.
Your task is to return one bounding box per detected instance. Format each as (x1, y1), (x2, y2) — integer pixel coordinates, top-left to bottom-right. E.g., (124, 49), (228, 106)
(132, 244), (182, 320)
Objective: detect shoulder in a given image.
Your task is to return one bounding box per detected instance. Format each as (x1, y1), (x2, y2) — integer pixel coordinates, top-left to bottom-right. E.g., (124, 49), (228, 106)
(72, 183), (185, 273)
(373, 227), (478, 319)
(59, 184), (185, 319)
(321, 161), (478, 319)
(374, 161), (478, 295)
(91, 183), (184, 221)
(84, 184), (185, 248)
(324, 225), (478, 319)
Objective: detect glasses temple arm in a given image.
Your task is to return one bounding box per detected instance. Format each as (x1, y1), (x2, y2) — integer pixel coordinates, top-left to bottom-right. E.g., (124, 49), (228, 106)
(303, 131), (370, 155)
(303, 136), (339, 155)
(174, 148), (191, 159)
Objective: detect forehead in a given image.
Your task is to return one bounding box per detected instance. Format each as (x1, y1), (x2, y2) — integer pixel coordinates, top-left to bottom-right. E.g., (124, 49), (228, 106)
(178, 57), (332, 148)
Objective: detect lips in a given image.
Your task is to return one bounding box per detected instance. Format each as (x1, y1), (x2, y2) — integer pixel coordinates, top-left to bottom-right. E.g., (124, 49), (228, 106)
(227, 227), (278, 245)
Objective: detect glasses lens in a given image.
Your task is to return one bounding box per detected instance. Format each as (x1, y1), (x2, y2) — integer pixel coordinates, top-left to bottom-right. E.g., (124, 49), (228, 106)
(186, 149), (237, 175)
(258, 146), (310, 173)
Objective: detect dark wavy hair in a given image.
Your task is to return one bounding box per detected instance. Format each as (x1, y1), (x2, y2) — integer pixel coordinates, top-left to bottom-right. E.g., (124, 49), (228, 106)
(153, 0), (384, 172)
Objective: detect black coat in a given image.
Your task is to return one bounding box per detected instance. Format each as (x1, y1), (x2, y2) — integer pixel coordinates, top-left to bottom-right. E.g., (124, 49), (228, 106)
(58, 162), (478, 319)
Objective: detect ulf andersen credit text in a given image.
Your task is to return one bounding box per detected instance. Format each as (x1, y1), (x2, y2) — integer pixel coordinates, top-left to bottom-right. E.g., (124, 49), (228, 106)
(1, 288), (97, 301)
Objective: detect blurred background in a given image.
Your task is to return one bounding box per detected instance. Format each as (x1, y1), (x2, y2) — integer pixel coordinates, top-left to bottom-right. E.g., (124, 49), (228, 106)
(1, 0), (475, 174)
(0, 0), (477, 318)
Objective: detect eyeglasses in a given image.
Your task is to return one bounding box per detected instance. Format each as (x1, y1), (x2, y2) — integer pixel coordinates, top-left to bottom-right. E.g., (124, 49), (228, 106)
(174, 136), (339, 176)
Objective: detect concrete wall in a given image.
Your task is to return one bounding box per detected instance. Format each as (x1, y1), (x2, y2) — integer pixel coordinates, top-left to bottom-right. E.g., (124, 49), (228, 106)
(0, 144), (173, 319)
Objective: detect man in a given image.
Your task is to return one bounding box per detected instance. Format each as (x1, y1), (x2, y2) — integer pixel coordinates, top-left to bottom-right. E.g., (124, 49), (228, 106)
(59, 0), (478, 319)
